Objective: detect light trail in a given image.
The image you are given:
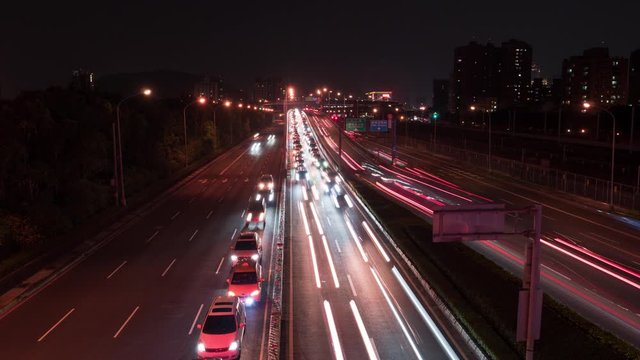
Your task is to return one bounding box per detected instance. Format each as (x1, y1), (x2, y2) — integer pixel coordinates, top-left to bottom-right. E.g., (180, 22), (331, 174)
(309, 235), (322, 288)
(299, 201), (311, 235)
(322, 235), (340, 288)
(309, 202), (324, 235)
(345, 216), (369, 262)
(323, 300), (345, 360)
(392, 267), (459, 360)
(376, 182), (434, 216)
(350, 300), (379, 360)
(362, 221), (390, 262)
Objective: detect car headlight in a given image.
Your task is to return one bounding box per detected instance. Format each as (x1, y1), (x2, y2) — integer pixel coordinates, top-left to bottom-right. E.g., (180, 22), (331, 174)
(246, 213), (252, 222)
(197, 342), (205, 353)
(228, 291), (236, 296)
(244, 297), (254, 306)
(250, 290), (260, 297)
(251, 254), (259, 261)
(258, 183), (265, 190)
(229, 341), (239, 351)
(268, 183), (274, 190)
(258, 212), (265, 221)
(231, 255), (238, 261)
(256, 194), (261, 201)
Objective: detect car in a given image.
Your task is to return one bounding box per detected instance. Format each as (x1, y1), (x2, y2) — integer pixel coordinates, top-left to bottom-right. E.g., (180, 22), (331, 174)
(245, 199), (266, 230)
(256, 174), (275, 203)
(196, 296), (246, 360)
(322, 169), (340, 193)
(329, 185), (353, 209)
(313, 156), (328, 169)
(229, 232), (262, 265)
(295, 165), (308, 182)
(227, 261), (263, 306)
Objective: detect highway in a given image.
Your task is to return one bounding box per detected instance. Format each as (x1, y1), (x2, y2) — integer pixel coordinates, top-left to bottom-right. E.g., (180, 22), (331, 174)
(312, 114), (640, 347)
(0, 127), (285, 359)
(286, 109), (465, 360)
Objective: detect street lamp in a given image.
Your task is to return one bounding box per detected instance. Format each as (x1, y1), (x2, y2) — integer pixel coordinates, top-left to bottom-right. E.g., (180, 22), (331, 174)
(583, 102), (617, 208)
(114, 88), (152, 207)
(470, 105), (493, 172)
(183, 96), (207, 168)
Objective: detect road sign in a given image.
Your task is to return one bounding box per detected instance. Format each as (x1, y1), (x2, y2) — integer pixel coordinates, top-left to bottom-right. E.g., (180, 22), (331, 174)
(345, 118), (366, 132)
(369, 120), (388, 132)
(432, 204), (506, 242)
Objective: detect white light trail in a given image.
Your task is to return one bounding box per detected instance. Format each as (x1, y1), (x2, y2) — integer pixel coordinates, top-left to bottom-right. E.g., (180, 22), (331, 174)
(350, 300), (379, 360)
(345, 216), (368, 262)
(392, 267), (459, 360)
(362, 221), (390, 262)
(322, 235), (340, 288)
(323, 300), (344, 360)
(299, 201), (311, 235)
(309, 235), (321, 288)
(370, 267), (422, 360)
(309, 202), (324, 235)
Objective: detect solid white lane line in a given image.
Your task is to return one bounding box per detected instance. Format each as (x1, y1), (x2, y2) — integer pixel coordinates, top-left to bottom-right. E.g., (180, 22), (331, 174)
(344, 195), (354, 208)
(107, 261), (127, 279)
(334, 239), (342, 253)
(38, 308), (75, 342)
(391, 267), (459, 360)
(499, 198), (514, 205)
(362, 221), (390, 262)
(231, 228), (238, 240)
(161, 258), (176, 277)
(206, 210), (214, 219)
(309, 202), (324, 235)
(350, 300), (379, 360)
(220, 148), (249, 175)
(113, 306), (140, 338)
(188, 304), (204, 335)
(345, 216), (368, 262)
(323, 301), (344, 360)
(370, 338), (381, 360)
(322, 236), (340, 288)
(171, 211), (181, 220)
(215, 257), (225, 274)
(370, 267), (423, 360)
(188, 229), (199, 242)
(299, 202), (311, 235)
(302, 185), (308, 201)
(326, 216), (332, 226)
(309, 235), (321, 288)
(241, 210), (246, 219)
(146, 230), (159, 243)
(347, 274), (357, 297)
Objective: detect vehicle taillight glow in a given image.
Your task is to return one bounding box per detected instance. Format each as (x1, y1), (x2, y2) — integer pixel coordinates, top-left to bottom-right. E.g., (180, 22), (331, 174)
(231, 255), (238, 261)
(250, 290), (260, 297)
(251, 254), (259, 261)
(258, 212), (265, 221)
(268, 183), (274, 190)
(197, 342), (205, 352)
(246, 213), (252, 222)
(228, 291), (236, 296)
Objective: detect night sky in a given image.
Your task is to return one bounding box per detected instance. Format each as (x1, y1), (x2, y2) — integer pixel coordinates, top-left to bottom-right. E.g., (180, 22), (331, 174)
(2, 0), (639, 102)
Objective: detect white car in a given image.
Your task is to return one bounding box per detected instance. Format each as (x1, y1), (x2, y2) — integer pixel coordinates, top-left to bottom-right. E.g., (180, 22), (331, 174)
(230, 232), (262, 265)
(197, 296), (246, 360)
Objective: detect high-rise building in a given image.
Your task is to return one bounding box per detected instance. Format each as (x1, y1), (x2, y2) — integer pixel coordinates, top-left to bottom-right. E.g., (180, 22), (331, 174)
(432, 79), (449, 113)
(450, 41), (500, 113)
(69, 69), (94, 92)
(498, 39), (532, 107)
(253, 77), (284, 102)
(629, 49), (640, 106)
(194, 75), (223, 101)
(561, 47), (628, 107)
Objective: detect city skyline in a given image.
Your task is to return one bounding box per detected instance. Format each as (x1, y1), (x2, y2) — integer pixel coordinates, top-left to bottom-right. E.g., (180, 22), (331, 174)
(2, 1), (640, 102)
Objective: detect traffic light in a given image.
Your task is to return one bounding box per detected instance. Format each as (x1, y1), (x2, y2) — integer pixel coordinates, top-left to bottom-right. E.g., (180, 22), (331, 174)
(432, 112), (440, 120)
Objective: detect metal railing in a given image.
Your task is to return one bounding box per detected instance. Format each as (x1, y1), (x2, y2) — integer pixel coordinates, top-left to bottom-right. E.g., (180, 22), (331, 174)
(403, 138), (640, 211)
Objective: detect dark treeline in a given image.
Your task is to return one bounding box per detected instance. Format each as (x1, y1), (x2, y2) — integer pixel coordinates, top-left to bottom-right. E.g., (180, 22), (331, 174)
(0, 87), (272, 258)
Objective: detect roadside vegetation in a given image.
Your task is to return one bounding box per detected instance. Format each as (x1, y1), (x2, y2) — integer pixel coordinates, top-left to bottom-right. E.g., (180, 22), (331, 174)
(0, 88), (272, 276)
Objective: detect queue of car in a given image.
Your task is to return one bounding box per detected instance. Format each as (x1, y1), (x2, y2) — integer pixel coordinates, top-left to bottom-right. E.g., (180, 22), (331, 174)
(196, 168), (277, 359)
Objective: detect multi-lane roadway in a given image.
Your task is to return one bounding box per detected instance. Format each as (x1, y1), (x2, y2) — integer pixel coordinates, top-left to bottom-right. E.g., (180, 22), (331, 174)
(313, 113), (640, 347)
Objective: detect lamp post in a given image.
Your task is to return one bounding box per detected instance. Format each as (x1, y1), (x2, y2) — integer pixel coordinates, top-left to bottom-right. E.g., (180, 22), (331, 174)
(114, 88), (152, 207)
(583, 102), (616, 208)
(183, 96), (207, 168)
(470, 105), (492, 172)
